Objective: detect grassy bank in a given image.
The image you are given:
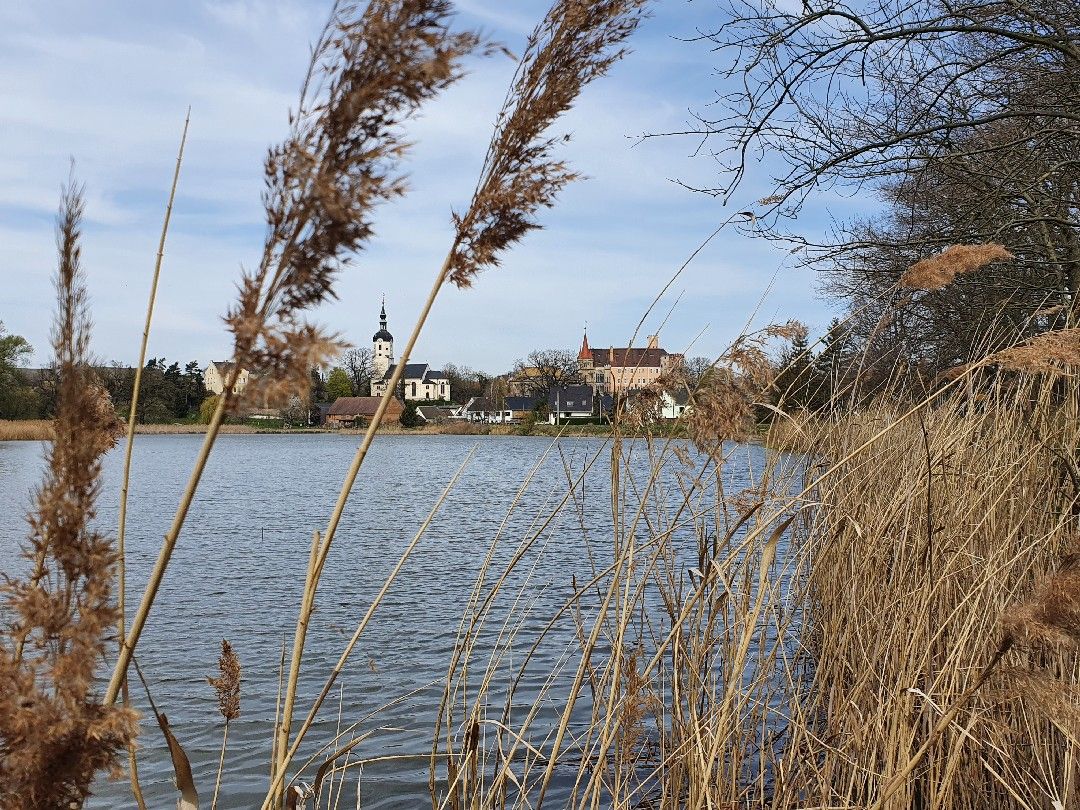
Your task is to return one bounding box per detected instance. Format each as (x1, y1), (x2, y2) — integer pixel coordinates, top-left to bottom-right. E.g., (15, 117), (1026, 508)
(0, 420), (331, 441)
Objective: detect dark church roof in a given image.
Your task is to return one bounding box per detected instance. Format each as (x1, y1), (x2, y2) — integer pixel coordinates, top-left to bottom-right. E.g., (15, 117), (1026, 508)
(379, 362), (432, 382)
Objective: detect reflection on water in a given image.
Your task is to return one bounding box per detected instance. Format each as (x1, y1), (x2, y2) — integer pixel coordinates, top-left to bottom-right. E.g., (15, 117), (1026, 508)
(0, 434), (778, 808)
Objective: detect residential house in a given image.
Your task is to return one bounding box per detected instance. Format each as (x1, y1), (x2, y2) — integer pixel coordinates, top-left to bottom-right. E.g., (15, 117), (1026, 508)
(416, 405), (455, 424)
(505, 396), (539, 422)
(547, 385), (613, 424)
(576, 331), (683, 394)
(661, 389), (691, 419)
(508, 366), (544, 397)
(204, 361), (251, 396)
(326, 396), (404, 428)
(461, 396), (499, 422)
(367, 301), (452, 402)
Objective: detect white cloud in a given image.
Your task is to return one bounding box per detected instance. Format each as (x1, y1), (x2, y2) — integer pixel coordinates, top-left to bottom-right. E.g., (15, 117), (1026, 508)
(0, 0), (836, 375)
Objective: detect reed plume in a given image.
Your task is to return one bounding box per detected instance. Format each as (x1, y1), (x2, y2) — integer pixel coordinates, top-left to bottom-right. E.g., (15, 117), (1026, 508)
(230, 0), (484, 401)
(0, 181), (136, 807)
(1002, 552), (1080, 649)
(447, 0), (651, 287)
(900, 243), (1013, 291)
(685, 321), (805, 452)
(208, 639), (241, 810)
(988, 326), (1080, 376)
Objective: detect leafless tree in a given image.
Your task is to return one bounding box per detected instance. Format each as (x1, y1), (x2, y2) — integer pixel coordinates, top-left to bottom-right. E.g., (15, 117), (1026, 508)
(341, 347), (373, 395)
(438, 363), (477, 401)
(672, 0), (1080, 376)
(511, 348), (579, 402)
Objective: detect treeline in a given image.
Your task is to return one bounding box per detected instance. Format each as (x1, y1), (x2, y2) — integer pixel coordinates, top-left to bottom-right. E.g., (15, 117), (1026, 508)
(0, 349), (207, 422)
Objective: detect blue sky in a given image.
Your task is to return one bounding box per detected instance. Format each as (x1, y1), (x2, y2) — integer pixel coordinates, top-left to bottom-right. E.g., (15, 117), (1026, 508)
(1, 0), (844, 374)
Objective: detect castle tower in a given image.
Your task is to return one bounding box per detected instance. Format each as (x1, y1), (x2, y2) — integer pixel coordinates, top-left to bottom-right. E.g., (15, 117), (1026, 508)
(578, 328), (593, 370)
(372, 299), (394, 380)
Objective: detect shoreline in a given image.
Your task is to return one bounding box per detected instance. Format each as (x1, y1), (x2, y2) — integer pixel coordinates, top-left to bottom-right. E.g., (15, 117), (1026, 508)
(0, 419), (678, 441)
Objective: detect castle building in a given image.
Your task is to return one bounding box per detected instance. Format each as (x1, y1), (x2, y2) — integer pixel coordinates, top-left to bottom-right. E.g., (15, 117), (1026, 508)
(368, 301), (451, 402)
(577, 330), (682, 394)
(203, 361), (251, 396)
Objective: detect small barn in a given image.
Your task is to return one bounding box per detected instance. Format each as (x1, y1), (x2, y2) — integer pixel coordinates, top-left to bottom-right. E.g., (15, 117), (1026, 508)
(326, 396), (404, 428)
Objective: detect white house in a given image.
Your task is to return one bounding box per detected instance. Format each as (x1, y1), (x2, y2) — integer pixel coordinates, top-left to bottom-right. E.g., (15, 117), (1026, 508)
(661, 390), (691, 419)
(461, 396), (500, 422)
(547, 385), (613, 424)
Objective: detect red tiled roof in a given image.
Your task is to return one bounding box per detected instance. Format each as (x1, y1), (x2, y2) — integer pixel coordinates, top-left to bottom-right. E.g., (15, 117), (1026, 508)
(327, 396), (403, 417)
(578, 331), (591, 362)
(588, 347), (680, 368)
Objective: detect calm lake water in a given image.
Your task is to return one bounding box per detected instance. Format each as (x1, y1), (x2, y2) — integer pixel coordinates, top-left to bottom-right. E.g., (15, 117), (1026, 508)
(0, 434), (777, 808)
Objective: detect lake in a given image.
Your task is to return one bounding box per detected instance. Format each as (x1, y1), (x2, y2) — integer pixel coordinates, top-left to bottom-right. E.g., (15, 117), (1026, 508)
(0, 433), (777, 808)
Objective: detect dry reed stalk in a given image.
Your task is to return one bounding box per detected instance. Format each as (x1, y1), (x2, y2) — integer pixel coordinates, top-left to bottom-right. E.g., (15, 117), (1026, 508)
(274, 528), (322, 794)
(262, 448), (477, 807)
(271, 0), (649, 798)
(432, 436), (605, 807)
(115, 108), (189, 810)
(777, 387), (1080, 810)
(106, 0), (480, 712)
(0, 181), (137, 806)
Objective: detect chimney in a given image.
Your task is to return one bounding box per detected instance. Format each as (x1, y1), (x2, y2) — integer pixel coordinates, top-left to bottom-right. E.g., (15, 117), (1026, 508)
(646, 334), (659, 349)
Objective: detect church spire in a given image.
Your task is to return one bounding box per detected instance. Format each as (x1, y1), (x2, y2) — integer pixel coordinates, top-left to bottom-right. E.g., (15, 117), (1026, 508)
(372, 297), (394, 384)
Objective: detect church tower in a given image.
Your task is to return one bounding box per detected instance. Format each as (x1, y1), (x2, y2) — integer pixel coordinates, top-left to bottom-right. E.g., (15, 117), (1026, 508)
(372, 299), (394, 381)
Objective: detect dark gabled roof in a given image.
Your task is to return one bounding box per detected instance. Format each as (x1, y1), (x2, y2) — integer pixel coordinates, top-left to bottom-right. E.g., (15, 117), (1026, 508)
(426, 369), (447, 380)
(548, 385), (594, 411)
(546, 387), (615, 413)
(505, 396), (538, 411)
(416, 405), (450, 422)
(464, 397), (495, 412)
(379, 362), (431, 382)
(666, 389), (690, 406)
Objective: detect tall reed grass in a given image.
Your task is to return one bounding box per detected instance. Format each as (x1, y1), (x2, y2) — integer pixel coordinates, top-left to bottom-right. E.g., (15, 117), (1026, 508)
(0, 420), (52, 441)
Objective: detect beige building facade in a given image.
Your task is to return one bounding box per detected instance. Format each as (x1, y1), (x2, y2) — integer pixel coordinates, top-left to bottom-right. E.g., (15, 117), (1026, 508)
(577, 332), (682, 395)
(203, 361), (251, 396)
